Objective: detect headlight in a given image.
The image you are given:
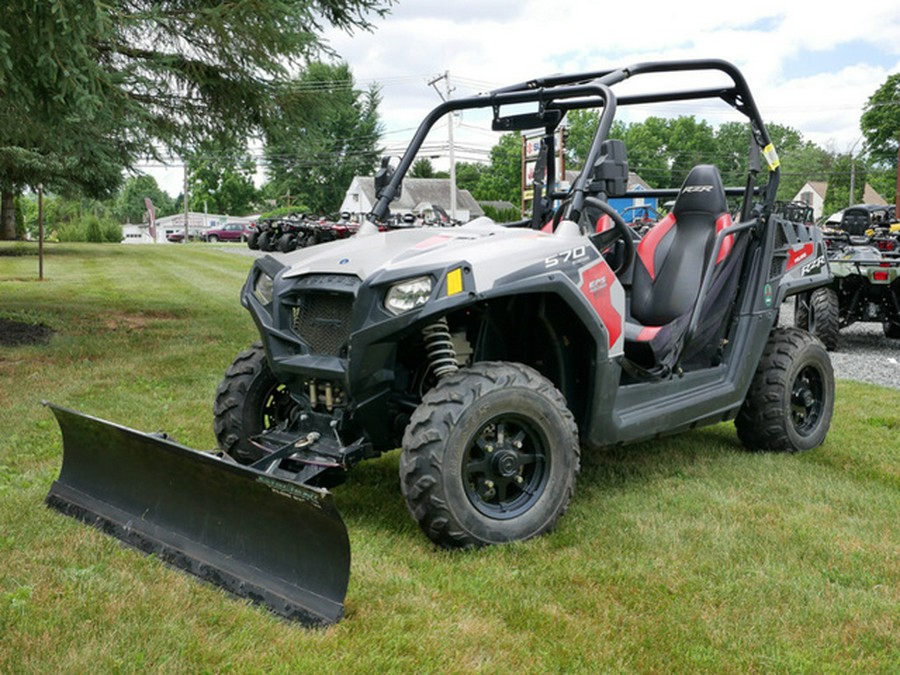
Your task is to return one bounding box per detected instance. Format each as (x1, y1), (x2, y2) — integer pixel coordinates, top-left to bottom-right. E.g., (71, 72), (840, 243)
(253, 272), (274, 305)
(384, 276), (433, 315)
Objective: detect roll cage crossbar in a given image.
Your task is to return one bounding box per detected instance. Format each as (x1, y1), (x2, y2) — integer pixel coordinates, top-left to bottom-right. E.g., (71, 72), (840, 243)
(368, 59), (779, 226)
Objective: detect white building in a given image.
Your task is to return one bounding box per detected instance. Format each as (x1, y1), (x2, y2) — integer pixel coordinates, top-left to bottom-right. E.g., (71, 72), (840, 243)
(792, 181), (887, 222)
(339, 177), (483, 223)
(121, 212), (256, 243)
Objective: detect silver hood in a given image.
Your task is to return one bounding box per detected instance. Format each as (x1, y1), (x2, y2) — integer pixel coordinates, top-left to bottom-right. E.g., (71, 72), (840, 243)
(281, 219), (589, 291)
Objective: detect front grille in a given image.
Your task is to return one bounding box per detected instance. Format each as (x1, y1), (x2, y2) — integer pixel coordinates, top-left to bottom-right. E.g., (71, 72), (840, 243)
(290, 293), (354, 356)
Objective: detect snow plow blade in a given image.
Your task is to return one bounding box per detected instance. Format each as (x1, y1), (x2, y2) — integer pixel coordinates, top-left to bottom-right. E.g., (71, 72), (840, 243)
(43, 402), (350, 627)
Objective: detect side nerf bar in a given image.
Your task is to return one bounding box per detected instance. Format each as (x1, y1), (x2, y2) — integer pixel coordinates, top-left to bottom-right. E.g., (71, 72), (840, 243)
(43, 402), (350, 627)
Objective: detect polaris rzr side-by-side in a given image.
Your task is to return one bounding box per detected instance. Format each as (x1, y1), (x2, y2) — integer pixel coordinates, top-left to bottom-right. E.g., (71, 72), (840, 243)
(795, 204), (900, 349)
(45, 59), (835, 626)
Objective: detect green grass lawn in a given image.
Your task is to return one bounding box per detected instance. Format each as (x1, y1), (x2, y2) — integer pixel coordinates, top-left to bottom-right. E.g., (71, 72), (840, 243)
(1, 242), (898, 673)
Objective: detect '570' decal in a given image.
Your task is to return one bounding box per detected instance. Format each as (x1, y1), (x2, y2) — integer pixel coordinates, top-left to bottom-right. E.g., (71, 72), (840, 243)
(545, 245), (589, 268)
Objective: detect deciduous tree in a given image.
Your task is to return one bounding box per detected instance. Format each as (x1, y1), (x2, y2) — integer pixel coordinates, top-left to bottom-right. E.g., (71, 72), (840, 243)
(113, 175), (176, 225)
(860, 73), (900, 205)
(187, 143), (259, 216)
(472, 133), (522, 205)
(263, 62), (382, 214)
(410, 158), (437, 178)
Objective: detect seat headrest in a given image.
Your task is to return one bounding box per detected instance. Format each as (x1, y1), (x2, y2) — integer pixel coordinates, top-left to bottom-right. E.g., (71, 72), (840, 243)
(673, 165), (727, 217)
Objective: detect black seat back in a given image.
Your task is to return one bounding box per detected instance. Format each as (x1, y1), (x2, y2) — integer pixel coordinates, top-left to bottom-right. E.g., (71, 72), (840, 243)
(630, 165), (729, 327)
(840, 209), (869, 236)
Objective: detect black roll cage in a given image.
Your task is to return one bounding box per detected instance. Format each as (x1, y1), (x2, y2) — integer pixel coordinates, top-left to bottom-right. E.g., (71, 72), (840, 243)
(369, 59), (779, 227)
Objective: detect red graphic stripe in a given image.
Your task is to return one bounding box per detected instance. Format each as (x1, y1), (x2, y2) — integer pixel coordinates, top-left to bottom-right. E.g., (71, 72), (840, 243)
(636, 213), (676, 281)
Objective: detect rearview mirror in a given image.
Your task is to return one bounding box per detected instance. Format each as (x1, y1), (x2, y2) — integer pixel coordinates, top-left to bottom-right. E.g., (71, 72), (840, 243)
(374, 156), (402, 199)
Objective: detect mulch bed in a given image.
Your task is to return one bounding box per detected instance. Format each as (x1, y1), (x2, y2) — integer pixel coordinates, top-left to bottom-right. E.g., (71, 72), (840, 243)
(0, 318), (54, 347)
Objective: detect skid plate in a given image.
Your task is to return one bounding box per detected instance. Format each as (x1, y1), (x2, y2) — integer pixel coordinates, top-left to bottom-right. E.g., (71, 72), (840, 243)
(44, 402), (350, 626)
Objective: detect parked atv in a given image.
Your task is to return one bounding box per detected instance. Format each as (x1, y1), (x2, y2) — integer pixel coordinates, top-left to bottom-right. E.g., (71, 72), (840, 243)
(312, 217), (361, 244)
(795, 228), (900, 348)
(827, 203), (897, 236)
(247, 217), (281, 251)
(621, 204), (661, 236)
(775, 200), (815, 226)
(274, 214), (314, 252)
(250, 215), (313, 252)
(45, 59), (834, 627)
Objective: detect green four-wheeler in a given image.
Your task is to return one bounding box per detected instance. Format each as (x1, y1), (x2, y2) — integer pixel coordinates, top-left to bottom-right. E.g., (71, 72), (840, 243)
(46, 59), (834, 626)
(796, 205), (900, 348)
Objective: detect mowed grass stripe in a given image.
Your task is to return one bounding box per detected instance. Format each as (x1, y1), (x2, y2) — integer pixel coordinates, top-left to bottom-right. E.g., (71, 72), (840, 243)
(0, 242), (897, 673)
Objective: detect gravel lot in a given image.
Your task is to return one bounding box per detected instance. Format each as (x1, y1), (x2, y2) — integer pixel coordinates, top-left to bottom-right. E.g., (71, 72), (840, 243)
(779, 300), (900, 390)
(223, 246), (900, 391)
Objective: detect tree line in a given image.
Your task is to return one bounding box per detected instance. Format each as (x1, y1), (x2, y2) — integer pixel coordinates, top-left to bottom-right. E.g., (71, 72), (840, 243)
(409, 77), (899, 224)
(2, 1), (897, 239)
(563, 106), (898, 218)
(17, 95), (896, 241)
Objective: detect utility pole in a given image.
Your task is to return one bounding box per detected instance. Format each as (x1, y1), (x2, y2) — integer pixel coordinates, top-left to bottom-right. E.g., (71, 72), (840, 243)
(428, 71), (457, 220)
(848, 137), (863, 208)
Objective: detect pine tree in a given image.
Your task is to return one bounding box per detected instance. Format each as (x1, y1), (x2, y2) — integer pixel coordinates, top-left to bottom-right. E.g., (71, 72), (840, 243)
(0, 0), (391, 239)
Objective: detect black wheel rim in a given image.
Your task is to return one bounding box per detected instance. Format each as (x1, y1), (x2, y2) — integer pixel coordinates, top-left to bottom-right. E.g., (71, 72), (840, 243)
(462, 415), (550, 519)
(261, 384), (295, 429)
(791, 365), (825, 436)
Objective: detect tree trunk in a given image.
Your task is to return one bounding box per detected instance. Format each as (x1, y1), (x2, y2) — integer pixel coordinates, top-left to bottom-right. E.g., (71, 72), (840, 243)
(1, 190), (18, 240)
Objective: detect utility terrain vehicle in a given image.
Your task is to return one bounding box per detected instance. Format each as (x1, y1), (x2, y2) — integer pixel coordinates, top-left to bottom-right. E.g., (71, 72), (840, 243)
(795, 205), (900, 348)
(45, 59), (834, 627)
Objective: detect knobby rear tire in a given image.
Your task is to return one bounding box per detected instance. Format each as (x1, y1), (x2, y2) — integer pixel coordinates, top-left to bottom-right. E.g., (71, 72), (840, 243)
(278, 233), (298, 252)
(883, 320), (900, 339)
(258, 231), (274, 251)
(735, 327), (834, 452)
(808, 287), (839, 351)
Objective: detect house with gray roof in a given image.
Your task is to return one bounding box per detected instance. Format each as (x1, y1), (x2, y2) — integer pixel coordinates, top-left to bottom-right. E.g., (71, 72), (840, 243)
(339, 177), (483, 222)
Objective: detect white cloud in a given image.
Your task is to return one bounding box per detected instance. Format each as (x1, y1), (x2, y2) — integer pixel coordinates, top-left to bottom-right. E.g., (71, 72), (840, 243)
(323, 0), (900, 156)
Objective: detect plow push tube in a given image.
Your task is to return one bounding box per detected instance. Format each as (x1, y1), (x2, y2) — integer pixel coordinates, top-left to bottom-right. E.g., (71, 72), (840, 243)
(43, 403), (350, 626)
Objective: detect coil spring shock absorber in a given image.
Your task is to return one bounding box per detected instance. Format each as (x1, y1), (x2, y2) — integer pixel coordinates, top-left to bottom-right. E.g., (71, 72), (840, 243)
(422, 318), (458, 378)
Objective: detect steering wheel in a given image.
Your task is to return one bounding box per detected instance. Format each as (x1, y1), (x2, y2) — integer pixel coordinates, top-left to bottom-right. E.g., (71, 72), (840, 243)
(582, 196), (636, 275)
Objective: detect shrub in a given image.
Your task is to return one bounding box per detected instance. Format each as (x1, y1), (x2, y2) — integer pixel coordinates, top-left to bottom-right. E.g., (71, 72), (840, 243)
(55, 215), (122, 243)
(481, 203), (521, 223)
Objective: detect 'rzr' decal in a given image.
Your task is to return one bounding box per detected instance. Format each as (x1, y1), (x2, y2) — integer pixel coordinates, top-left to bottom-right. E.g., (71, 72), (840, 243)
(801, 255), (826, 276)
